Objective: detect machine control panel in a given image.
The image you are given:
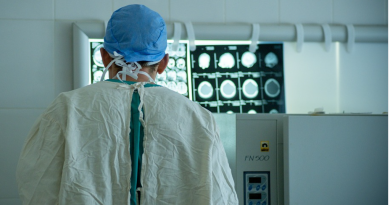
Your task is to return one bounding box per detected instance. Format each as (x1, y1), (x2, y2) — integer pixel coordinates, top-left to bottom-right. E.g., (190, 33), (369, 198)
(244, 172), (270, 205)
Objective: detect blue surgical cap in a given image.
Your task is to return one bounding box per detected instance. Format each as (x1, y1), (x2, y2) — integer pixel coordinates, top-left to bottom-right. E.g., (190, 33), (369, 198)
(104, 4), (167, 63)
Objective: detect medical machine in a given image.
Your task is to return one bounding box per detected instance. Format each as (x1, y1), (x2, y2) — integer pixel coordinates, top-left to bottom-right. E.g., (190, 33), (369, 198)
(214, 114), (387, 205)
(215, 114), (285, 205)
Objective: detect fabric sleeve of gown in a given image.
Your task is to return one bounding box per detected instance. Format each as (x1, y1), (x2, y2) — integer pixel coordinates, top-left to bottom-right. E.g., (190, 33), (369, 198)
(211, 122), (239, 205)
(16, 114), (65, 205)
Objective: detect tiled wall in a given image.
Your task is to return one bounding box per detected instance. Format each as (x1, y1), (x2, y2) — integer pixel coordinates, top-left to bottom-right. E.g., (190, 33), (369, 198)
(0, 0), (387, 204)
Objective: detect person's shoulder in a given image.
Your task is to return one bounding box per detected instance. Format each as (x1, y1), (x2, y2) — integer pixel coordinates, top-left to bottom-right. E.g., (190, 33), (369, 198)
(66, 81), (114, 93)
(145, 86), (220, 136)
(57, 81), (115, 99)
(40, 81), (123, 123)
(145, 86), (215, 118)
(145, 86), (199, 107)
(43, 82), (115, 113)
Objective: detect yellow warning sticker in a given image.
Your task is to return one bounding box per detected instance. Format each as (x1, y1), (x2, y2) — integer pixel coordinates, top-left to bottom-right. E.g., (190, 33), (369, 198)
(260, 141), (269, 152)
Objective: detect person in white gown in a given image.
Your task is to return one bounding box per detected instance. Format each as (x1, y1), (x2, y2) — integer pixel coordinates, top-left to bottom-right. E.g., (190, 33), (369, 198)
(16, 4), (238, 205)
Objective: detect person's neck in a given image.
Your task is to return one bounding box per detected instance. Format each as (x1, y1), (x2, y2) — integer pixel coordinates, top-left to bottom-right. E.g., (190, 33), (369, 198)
(113, 73), (156, 83)
(109, 67), (157, 83)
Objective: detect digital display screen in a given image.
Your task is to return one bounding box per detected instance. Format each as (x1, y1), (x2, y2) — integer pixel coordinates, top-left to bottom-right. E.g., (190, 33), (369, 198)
(249, 177), (262, 183)
(249, 193), (262, 199)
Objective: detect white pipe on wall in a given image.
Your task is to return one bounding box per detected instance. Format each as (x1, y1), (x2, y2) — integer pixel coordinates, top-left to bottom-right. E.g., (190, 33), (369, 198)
(166, 23), (388, 43)
(74, 21), (388, 43)
(73, 21), (387, 90)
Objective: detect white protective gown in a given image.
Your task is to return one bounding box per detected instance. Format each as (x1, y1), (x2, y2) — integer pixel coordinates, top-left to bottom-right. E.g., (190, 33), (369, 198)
(16, 80), (238, 205)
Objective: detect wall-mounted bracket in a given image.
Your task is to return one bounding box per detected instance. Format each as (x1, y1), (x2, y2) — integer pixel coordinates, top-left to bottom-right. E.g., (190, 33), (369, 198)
(249, 24), (260, 53)
(295, 23), (304, 52)
(321, 24), (332, 51)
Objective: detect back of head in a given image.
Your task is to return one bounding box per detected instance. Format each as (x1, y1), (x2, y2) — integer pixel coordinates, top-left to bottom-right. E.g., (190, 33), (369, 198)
(104, 4), (167, 63)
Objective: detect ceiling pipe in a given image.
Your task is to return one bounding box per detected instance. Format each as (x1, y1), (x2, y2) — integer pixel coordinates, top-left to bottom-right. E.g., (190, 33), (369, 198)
(166, 23), (388, 43)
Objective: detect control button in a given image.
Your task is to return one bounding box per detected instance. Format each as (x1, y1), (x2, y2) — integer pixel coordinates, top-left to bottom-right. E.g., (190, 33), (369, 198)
(262, 201), (267, 205)
(262, 185), (266, 190)
(256, 185), (260, 191)
(248, 185), (253, 191)
(249, 201), (253, 205)
(256, 201), (261, 205)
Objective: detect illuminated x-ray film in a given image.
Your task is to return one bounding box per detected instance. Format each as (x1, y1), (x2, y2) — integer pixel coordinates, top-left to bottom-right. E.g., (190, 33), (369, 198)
(89, 39), (192, 99)
(90, 40), (109, 83)
(190, 42), (285, 114)
(155, 42), (191, 98)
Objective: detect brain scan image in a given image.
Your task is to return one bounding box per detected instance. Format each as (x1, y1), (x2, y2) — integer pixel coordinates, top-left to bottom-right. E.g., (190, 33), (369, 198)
(198, 53), (211, 69)
(156, 70), (167, 81)
(168, 58), (175, 68)
(166, 44), (175, 57)
(166, 44), (186, 57)
(220, 80), (237, 99)
(248, 110), (257, 114)
(264, 78), (281, 98)
(265, 52), (278, 68)
(176, 44), (186, 57)
(176, 71), (187, 82)
(92, 65), (98, 72)
(93, 70), (104, 82)
(241, 51), (257, 68)
(167, 70), (177, 81)
(176, 58), (186, 69)
(269, 109), (278, 114)
(157, 81), (167, 87)
(177, 82), (188, 95)
(167, 81), (177, 92)
(93, 44), (104, 67)
(242, 79), (259, 98)
(198, 81), (214, 99)
(218, 53), (235, 69)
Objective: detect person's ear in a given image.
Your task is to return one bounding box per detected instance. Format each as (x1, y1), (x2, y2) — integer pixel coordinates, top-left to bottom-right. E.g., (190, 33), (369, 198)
(100, 48), (112, 68)
(157, 54), (169, 74)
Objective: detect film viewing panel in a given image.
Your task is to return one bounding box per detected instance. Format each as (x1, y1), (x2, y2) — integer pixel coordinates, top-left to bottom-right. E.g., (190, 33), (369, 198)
(90, 40), (108, 84)
(90, 40), (191, 98)
(190, 42), (285, 114)
(155, 42), (191, 98)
